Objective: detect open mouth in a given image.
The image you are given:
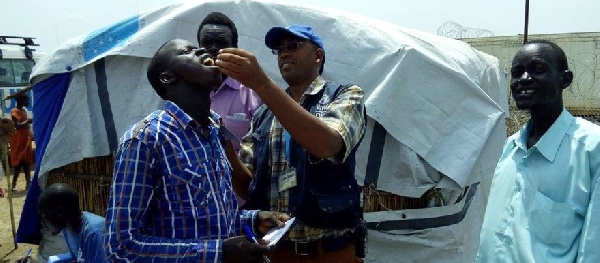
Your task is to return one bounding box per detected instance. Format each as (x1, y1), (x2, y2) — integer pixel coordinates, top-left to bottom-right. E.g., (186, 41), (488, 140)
(200, 54), (215, 66)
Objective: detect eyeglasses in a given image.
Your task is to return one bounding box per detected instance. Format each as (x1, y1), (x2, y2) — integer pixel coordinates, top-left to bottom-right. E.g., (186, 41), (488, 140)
(271, 41), (310, 55)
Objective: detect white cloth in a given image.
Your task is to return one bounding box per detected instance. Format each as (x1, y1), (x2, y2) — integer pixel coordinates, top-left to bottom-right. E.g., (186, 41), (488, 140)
(37, 225), (69, 262)
(31, 0), (507, 191)
(364, 177), (492, 263)
(29, 1), (508, 261)
(352, 28), (507, 262)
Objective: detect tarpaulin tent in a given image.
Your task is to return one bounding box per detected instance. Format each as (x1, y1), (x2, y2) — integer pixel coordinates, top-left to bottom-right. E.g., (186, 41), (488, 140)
(19, 0), (507, 262)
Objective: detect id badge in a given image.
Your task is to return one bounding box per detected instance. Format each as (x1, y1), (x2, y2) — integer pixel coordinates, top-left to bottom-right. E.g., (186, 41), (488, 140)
(278, 166), (297, 192)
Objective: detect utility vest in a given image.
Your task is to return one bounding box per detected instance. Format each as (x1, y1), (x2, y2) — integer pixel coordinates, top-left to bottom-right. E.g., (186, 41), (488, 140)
(244, 81), (363, 229)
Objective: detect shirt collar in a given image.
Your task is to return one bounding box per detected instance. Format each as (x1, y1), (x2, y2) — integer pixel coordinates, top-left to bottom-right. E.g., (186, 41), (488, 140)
(163, 100), (220, 130)
(221, 77), (243, 90)
(286, 75), (326, 98)
(513, 108), (574, 161)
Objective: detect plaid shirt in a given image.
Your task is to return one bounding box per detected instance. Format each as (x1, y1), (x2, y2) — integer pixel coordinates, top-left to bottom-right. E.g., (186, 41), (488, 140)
(241, 76), (366, 242)
(105, 101), (257, 262)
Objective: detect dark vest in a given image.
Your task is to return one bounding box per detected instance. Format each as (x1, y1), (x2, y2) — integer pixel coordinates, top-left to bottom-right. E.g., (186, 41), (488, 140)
(244, 81), (362, 229)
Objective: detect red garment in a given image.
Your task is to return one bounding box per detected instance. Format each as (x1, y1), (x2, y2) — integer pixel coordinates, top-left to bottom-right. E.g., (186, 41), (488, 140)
(9, 108), (33, 166)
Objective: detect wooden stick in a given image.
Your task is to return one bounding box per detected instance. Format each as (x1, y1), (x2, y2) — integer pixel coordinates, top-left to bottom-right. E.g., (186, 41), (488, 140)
(3, 154), (18, 249)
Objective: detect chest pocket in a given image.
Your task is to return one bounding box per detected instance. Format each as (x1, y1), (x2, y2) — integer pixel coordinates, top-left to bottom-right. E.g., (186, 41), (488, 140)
(168, 165), (212, 207)
(225, 114), (250, 131)
(528, 190), (583, 249)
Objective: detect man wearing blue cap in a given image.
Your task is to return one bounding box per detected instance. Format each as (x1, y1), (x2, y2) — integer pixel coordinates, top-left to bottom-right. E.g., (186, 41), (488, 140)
(217, 24), (366, 262)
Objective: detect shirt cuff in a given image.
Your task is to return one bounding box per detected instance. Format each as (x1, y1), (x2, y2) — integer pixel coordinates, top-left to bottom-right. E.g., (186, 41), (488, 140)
(240, 209), (260, 236)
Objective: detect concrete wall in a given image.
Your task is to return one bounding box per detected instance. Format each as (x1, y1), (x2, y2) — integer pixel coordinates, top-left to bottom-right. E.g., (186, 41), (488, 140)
(461, 32), (600, 113)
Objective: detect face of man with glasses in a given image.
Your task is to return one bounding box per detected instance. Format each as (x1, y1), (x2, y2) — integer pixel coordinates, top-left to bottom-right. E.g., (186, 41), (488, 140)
(272, 36), (323, 85)
(271, 40), (313, 55)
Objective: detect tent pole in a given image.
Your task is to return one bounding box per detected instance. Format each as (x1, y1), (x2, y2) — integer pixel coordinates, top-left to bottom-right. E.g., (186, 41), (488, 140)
(523, 0), (530, 44)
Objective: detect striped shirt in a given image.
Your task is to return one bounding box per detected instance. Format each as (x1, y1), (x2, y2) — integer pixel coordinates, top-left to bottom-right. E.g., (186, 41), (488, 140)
(105, 101), (257, 262)
(241, 76), (366, 242)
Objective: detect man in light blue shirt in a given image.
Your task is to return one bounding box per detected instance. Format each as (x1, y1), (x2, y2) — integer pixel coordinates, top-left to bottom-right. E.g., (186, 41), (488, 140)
(477, 40), (600, 262)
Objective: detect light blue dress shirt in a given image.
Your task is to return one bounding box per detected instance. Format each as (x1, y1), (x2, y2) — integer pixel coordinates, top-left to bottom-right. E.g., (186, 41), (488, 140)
(477, 109), (600, 262)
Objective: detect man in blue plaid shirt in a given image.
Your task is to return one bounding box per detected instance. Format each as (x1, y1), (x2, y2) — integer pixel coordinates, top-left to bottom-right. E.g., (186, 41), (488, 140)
(104, 39), (288, 262)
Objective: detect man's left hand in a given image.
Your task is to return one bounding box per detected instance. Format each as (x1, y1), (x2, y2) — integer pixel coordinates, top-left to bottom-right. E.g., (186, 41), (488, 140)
(222, 236), (271, 263)
(257, 211), (290, 235)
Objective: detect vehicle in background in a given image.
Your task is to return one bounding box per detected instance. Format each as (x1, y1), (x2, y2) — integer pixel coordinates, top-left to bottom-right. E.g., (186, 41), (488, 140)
(0, 36), (46, 118)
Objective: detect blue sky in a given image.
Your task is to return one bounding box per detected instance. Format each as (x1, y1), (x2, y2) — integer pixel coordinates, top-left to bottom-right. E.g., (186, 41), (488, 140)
(2, 0), (599, 53)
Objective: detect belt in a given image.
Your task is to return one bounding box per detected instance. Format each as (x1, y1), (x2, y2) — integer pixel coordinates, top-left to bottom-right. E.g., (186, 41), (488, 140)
(278, 235), (352, 256)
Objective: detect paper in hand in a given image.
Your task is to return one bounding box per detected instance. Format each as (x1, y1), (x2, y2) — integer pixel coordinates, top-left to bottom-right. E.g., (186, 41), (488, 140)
(261, 217), (295, 246)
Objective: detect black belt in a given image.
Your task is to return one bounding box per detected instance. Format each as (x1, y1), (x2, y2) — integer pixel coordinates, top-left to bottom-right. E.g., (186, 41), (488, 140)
(278, 235), (352, 256)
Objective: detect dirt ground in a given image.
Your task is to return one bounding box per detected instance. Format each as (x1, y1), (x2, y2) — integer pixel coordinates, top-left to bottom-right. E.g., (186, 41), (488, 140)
(0, 173), (39, 263)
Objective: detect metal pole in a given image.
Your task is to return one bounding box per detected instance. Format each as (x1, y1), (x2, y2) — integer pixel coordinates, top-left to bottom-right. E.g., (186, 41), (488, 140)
(524, 0), (530, 44)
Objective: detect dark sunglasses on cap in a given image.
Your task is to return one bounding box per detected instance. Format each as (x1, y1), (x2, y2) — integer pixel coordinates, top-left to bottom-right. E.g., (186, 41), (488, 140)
(271, 41), (312, 55)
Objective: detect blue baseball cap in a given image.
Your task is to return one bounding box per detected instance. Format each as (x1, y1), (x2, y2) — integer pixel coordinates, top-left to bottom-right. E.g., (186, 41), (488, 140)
(265, 24), (324, 50)
(265, 24), (325, 74)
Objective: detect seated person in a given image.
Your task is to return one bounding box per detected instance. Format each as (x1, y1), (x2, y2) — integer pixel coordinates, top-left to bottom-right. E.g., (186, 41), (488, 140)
(38, 183), (108, 263)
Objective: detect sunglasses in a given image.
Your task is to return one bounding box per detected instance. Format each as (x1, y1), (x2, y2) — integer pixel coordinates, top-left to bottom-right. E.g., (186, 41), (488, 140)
(271, 41), (311, 55)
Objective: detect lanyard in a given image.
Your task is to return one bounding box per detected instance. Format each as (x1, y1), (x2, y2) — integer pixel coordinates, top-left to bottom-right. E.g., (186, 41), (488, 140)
(284, 130), (291, 163)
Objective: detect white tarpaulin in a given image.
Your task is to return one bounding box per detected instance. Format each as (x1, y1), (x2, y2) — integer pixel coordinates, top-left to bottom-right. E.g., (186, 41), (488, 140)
(27, 0), (507, 261)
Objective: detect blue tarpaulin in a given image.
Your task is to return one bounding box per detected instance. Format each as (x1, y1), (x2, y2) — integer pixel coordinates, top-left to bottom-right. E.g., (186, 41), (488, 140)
(16, 72), (70, 244)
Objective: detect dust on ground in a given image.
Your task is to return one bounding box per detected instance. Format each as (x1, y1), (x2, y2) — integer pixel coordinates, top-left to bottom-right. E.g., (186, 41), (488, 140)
(1, 173), (39, 263)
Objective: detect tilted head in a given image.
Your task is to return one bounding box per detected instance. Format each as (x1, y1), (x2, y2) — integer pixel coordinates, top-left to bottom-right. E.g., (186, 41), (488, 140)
(146, 39), (221, 100)
(197, 12), (238, 59)
(509, 39), (573, 112)
(265, 24), (325, 85)
(38, 183), (80, 235)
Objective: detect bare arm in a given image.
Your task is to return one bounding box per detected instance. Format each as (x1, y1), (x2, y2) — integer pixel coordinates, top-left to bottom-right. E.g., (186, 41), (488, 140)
(217, 48), (343, 158)
(224, 140), (252, 200)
